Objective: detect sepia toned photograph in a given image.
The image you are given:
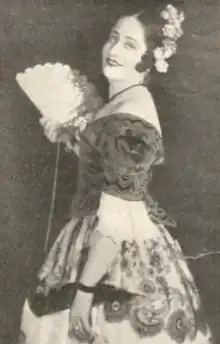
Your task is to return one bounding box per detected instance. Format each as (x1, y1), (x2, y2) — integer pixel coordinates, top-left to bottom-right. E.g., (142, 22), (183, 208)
(0, 0), (219, 343)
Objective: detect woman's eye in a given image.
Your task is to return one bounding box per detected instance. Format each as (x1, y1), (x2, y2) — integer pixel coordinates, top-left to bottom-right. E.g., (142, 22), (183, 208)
(124, 42), (136, 50)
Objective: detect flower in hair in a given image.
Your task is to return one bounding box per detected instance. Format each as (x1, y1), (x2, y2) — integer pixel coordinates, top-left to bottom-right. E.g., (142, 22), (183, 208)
(153, 4), (185, 73)
(162, 24), (176, 39)
(161, 4), (184, 40)
(154, 47), (164, 60)
(162, 24), (183, 40)
(154, 59), (169, 73)
(161, 4), (185, 26)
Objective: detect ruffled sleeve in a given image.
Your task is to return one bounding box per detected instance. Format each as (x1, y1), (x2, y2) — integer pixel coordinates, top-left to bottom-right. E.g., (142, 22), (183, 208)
(82, 113), (164, 202)
(88, 113), (163, 164)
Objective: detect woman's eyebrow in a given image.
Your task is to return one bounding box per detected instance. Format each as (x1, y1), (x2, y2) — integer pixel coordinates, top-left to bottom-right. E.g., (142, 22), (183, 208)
(125, 36), (139, 44)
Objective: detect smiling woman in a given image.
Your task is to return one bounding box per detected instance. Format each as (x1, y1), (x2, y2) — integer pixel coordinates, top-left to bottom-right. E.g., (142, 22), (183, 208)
(18, 4), (214, 344)
(102, 16), (148, 88)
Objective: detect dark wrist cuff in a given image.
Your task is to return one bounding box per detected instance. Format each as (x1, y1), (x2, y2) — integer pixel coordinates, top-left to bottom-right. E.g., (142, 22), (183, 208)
(77, 283), (95, 294)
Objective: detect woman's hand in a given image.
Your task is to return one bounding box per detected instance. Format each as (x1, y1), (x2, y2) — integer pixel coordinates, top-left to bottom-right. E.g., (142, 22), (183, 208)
(40, 118), (76, 151)
(68, 289), (94, 342)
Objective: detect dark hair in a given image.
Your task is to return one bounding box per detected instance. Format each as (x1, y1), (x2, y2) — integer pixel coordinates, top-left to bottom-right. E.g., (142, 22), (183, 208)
(134, 7), (166, 73)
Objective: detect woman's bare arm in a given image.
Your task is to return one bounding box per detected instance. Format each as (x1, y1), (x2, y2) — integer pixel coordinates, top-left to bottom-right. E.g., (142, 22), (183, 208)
(69, 234), (119, 325)
(79, 235), (119, 287)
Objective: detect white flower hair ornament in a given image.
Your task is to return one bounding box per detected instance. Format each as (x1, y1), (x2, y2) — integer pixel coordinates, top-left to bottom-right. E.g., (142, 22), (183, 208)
(153, 4), (185, 73)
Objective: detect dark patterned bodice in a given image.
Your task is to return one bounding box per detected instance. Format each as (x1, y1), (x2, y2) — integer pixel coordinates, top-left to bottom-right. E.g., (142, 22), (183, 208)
(70, 113), (165, 217)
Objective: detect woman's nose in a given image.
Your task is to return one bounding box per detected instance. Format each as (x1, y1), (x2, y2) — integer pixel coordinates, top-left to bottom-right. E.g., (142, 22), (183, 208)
(109, 41), (122, 55)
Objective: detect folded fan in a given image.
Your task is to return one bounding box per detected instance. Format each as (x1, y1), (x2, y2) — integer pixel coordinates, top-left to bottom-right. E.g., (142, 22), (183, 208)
(16, 62), (94, 126)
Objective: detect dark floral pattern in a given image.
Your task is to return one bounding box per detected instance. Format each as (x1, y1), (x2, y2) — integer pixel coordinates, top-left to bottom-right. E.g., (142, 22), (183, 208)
(101, 227), (213, 342)
(82, 113), (175, 228)
(139, 278), (157, 295)
(166, 309), (191, 343)
(129, 293), (169, 337)
(103, 299), (130, 323)
(130, 307), (164, 337)
(37, 215), (213, 342)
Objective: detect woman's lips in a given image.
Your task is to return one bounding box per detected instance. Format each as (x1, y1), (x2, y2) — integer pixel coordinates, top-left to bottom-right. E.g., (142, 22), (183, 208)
(106, 58), (122, 67)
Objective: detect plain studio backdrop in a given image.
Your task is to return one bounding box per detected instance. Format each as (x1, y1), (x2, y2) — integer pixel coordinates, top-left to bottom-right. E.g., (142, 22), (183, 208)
(0, 0), (220, 342)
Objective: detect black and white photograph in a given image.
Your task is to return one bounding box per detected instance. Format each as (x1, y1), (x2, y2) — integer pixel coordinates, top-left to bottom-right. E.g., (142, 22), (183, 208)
(0, 1), (219, 343)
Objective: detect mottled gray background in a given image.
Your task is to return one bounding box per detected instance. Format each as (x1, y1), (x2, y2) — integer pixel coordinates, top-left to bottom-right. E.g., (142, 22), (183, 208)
(0, 0), (220, 343)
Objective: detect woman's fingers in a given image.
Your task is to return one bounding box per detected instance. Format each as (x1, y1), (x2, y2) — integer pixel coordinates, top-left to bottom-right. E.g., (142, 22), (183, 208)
(81, 317), (94, 340)
(40, 118), (75, 146)
(68, 315), (94, 342)
(43, 122), (59, 142)
(44, 124), (67, 143)
(68, 317), (84, 341)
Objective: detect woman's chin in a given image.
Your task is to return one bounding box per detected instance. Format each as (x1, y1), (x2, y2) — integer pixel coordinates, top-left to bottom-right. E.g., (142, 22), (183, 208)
(102, 67), (123, 82)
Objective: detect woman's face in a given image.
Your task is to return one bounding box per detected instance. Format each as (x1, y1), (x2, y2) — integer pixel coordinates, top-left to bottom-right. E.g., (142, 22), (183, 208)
(102, 16), (147, 83)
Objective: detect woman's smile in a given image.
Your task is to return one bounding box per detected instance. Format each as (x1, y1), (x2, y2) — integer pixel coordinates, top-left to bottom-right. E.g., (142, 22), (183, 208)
(106, 57), (123, 67)
(102, 16), (147, 84)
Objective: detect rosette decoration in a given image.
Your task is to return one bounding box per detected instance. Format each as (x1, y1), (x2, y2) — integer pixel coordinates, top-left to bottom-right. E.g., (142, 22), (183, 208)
(16, 63), (103, 149)
(154, 4), (185, 73)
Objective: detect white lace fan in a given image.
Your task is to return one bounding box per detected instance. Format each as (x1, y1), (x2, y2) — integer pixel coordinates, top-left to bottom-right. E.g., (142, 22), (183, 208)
(16, 63), (103, 253)
(16, 62), (101, 126)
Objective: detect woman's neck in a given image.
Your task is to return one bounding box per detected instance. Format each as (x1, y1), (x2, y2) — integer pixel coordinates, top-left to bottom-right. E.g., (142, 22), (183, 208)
(108, 80), (142, 99)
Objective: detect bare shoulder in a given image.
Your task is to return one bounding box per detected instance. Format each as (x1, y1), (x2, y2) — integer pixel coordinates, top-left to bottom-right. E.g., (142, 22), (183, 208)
(118, 85), (161, 134)
(126, 85), (157, 109)
(116, 85), (158, 117)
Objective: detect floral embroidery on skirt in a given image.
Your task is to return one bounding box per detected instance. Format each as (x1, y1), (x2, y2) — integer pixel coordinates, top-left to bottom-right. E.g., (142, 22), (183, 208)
(20, 197), (213, 344)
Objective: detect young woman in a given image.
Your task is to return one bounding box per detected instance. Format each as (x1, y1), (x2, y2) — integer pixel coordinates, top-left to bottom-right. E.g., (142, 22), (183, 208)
(19, 4), (214, 344)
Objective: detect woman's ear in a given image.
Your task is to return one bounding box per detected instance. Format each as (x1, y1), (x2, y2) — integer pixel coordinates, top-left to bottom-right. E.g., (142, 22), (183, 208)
(135, 53), (153, 73)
